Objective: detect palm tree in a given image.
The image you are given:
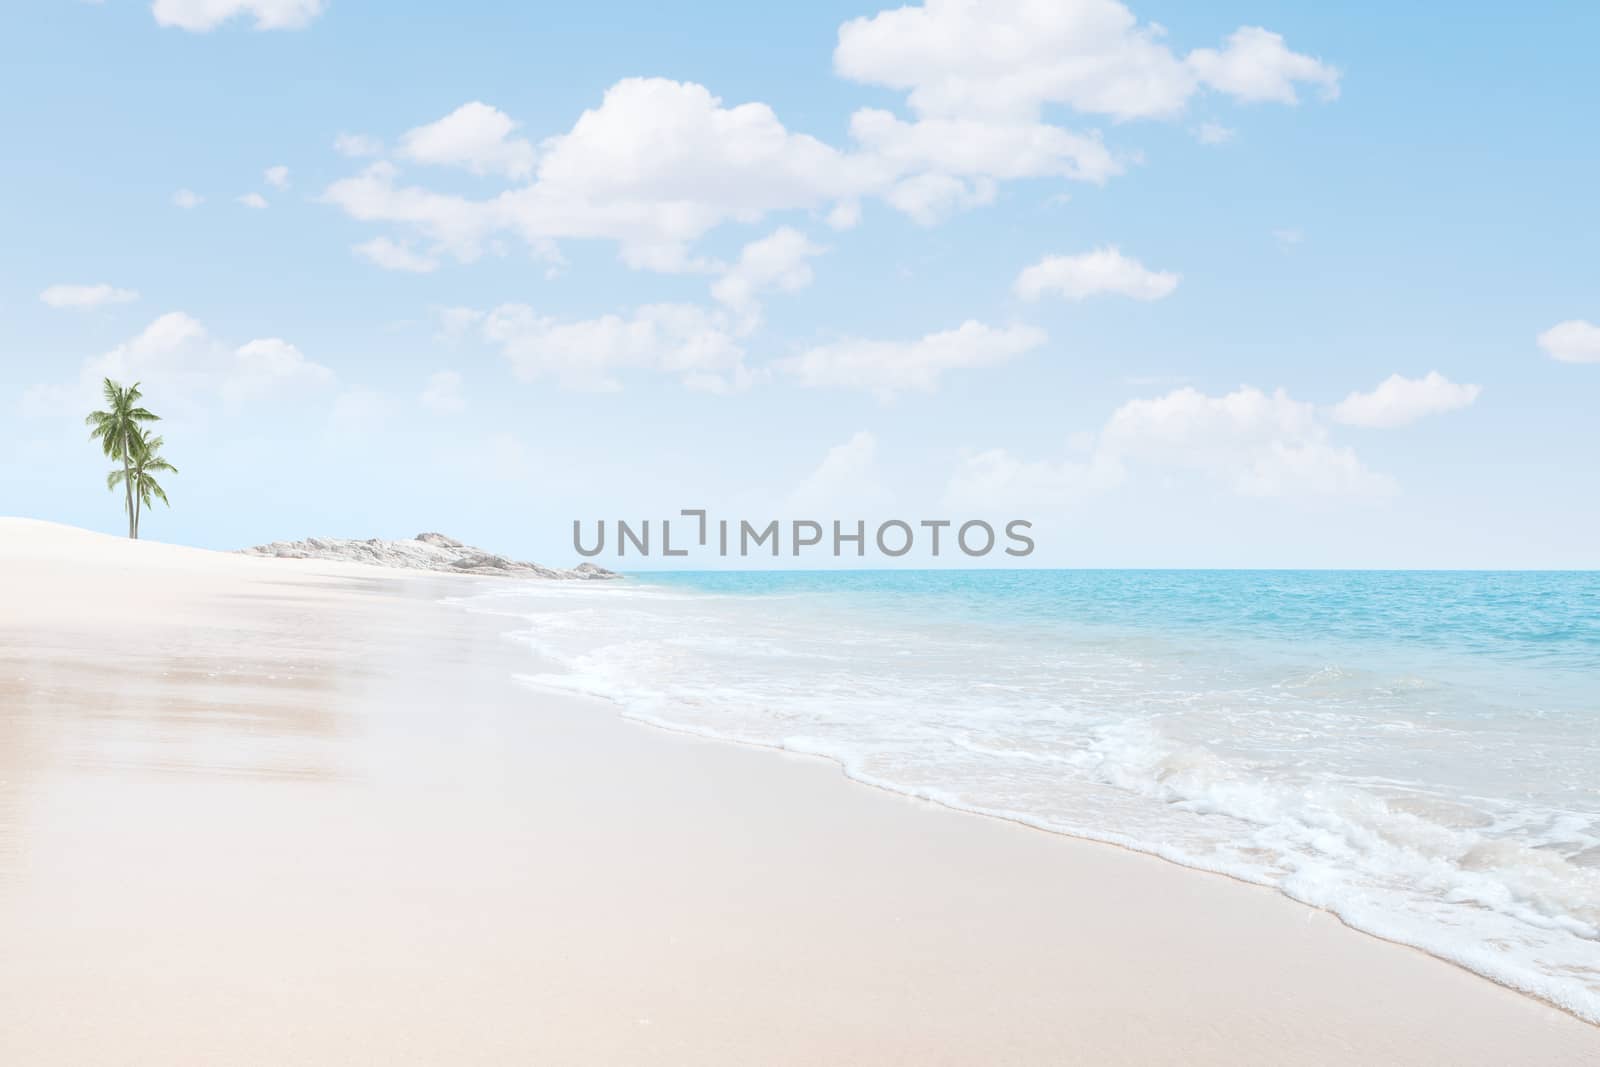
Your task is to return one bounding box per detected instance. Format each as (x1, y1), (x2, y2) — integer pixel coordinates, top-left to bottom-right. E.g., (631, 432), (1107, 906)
(86, 379), (160, 538)
(107, 428), (177, 539)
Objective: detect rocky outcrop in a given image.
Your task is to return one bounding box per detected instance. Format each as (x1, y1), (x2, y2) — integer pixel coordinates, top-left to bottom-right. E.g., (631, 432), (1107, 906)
(240, 532), (619, 579)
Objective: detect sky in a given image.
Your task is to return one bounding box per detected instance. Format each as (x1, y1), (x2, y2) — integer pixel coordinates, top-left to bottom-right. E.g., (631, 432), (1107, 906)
(2, 0), (1597, 569)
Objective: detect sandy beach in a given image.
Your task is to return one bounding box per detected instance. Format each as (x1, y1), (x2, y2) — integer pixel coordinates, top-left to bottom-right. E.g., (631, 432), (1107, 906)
(1, 518), (1595, 1065)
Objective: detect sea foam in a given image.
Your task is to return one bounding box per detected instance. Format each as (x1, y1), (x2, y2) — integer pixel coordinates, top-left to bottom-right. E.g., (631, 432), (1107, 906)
(456, 569), (1600, 1022)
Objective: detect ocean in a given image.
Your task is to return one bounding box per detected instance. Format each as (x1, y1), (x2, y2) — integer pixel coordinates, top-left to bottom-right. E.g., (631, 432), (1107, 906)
(460, 569), (1600, 1021)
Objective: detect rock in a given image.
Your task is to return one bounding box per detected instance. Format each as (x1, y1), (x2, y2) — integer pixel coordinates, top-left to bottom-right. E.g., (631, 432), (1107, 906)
(238, 533), (620, 580)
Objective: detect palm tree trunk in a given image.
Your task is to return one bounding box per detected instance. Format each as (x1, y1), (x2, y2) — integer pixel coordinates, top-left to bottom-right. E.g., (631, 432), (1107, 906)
(133, 480), (142, 539)
(122, 434), (135, 539)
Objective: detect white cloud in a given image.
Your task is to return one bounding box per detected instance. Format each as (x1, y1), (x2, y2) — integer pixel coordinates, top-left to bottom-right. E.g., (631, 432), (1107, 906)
(1332, 372), (1481, 428)
(1188, 27), (1341, 105)
(834, 0), (1338, 122)
(500, 79), (876, 262)
(264, 165), (290, 189)
(237, 192), (269, 209)
(321, 161), (497, 261)
(326, 77), (1106, 268)
(324, 80), (875, 270)
(227, 338), (336, 406)
(788, 431), (885, 515)
(1195, 121), (1235, 145)
(1015, 246), (1179, 302)
(352, 236), (440, 273)
(1537, 320), (1600, 364)
(334, 132), (383, 158)
(173, 188), (203, 209)
(1101, 385), (1394, 497)
(324, 9), (1338, 272)
(151, 0), (325, 31)
(826, 200), (862, 230)
(39, 284), (139, 310)
(711, 227), (825, 324)
(398, 102), (537, 179)
(849, 108), (1120, 184)
(949, 383), (1396, 510)
(781, 320), (1046, 397)
(22, 312), (334, 417)
(420, 370), (466, 414)
(884, 173), (995, 225)
(480, 302), (747, 392)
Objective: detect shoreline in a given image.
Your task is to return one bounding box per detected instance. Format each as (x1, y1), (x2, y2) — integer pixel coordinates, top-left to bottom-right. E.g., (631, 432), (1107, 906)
(3, 519), (1596, 1063)
(513, 669), (1599, 1027)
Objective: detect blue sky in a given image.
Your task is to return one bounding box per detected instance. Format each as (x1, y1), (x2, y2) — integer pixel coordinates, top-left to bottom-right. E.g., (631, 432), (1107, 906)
(3, 0), (1597, 568)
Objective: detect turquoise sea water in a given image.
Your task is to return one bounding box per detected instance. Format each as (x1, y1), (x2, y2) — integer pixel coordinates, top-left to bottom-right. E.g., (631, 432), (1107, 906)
(467, 570), (1600, 1021)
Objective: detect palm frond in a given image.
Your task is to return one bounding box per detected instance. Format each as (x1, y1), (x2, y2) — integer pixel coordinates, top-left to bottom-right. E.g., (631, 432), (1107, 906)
(139, 475), (171, 508)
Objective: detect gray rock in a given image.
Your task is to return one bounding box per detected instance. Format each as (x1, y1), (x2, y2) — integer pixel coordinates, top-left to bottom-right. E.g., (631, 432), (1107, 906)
(239, 533), (620, 580)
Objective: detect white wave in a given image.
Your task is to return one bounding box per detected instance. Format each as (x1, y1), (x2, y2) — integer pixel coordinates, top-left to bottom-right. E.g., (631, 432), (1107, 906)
(462, 580), (1600, 1024)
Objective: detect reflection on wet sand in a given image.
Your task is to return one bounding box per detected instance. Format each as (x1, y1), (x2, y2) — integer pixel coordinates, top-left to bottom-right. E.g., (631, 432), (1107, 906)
(2, 611), (347, 786)
(0, 553), (480, 897)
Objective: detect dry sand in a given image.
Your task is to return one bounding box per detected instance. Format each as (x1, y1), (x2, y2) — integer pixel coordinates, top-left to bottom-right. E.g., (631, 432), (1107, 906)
(1, 518), (1596, 1064)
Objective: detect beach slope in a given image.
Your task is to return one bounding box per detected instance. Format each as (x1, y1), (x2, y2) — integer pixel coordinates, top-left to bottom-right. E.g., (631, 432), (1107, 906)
(0, 519), (1594, 1064)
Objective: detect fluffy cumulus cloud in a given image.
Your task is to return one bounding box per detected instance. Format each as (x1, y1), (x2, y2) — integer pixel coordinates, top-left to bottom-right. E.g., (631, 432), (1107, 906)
(1188, 27), (1341, 105)
(834, 0), (1338, 121)
(507, 79), (876, 267)
(1537, 320), (1600, 364)
(781, 321), (1046, 398)
(172, 188), (203, 209)
(151, 0), (325, 32)
(883, 172), (996, 225)
(324, 88), (816, 268)
(420, 370), (466, 414)
(324, 81), (873, 270)
(398, 102), (537, 179)
(849, 108), (1120, 185)
(264, 165), (290, 189)
(318, 6), (1336, 273)
(480, 302), (747, 393)
(1101, 386), (1393, 497)
(711, 227), (826, 325)
(320, 162), (498, 261)
(39, 284), (139, 310)
(353, 236), (440, 273)
(1014, 246), (1179, 301)
(22, 312), (333, 417)
(1332, 372), (1481, 428)
(951, 383), (1398, 509)
(237, 192), (269, 209)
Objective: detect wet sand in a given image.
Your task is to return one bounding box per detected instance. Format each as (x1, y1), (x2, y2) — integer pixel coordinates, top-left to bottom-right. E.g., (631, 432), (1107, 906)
(1, 518), (1595, 1064)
